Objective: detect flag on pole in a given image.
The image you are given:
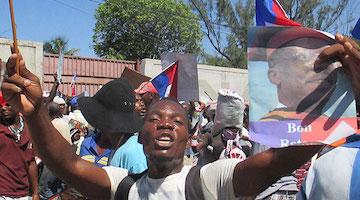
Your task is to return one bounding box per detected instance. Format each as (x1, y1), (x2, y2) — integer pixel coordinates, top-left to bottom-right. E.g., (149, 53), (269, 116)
(352, 18), (360, 41)
(70, 74), (77, 96)
(56, 49), (64, 84)
(256, 0), (301, 26)
(151, 62), (178, 98)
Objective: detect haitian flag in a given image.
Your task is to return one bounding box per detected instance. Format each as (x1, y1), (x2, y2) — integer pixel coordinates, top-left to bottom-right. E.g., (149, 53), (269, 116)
(256, 0), (301, 26)
(151, 62), (178, 98)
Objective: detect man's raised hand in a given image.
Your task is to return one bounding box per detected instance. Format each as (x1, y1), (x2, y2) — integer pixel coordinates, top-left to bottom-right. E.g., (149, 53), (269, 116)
(317, 34), (360, 96)
(1, 52), (42, 116)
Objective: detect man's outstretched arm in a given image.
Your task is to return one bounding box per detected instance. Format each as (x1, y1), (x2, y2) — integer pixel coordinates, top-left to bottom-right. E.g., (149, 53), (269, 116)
(44, 73), (59, 104)
(232, 145), (322, 196)
(1, 53), (111, 200)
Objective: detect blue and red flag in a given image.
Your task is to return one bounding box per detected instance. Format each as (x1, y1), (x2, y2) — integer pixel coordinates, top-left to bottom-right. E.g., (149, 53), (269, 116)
(256, 0), (301, 26)
(352, 18), (360, 41)
(151, 62), (178, 99)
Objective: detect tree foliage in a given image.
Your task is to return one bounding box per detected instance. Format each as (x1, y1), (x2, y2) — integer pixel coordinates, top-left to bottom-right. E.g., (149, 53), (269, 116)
(283, 0), (350, 31)
(93, 0), (202, 60)
(191, 0), (351, 68)
(43, 36), (79, 55)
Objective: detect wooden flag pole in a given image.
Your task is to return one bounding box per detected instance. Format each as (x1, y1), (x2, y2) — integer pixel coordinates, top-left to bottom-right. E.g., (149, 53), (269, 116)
(9, 0), (19, 74)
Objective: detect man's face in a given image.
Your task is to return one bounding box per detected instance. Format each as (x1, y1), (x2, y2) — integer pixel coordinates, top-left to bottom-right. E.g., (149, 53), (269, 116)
(134, 94), (146, 117)
(140, 100), (189, 162)
(268, 38), (339, 108)
(59, 103), (66, 115)
(0, 103), (17, 121)
(141, 92), (153, 107)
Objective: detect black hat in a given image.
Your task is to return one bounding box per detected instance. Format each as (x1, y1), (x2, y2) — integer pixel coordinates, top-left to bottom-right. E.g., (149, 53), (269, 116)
(78, 78), (142, 134)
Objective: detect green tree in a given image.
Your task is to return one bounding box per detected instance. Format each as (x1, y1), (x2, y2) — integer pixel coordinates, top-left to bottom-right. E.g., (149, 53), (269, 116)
(191, 0), (351, 68)
(93, 0), (202, 60)
(43, 36), (79, 55)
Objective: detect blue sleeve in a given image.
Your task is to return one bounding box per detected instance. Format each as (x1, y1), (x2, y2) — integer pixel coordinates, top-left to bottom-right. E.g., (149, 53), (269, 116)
(109, 151), (121, 167)
(79, 141), (87, 157)
(109, 145), (147, 173)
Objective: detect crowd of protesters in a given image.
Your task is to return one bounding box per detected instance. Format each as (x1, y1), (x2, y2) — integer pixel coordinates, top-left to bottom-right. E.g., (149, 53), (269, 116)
(0, 33), (359, 200)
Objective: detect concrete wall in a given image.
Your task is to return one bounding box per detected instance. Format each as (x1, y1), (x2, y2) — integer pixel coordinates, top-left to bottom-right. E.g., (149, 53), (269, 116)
(141, 58), (249, 101)
(0, 38), (43, 83)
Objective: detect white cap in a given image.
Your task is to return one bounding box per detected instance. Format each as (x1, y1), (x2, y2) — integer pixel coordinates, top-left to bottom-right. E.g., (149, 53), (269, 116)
(212, 89), (245, 135)
(53, 96), (66, 105)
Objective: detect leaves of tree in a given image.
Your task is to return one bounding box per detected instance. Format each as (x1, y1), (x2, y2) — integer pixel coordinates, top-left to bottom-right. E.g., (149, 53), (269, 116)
(191, 0), (351, 69)
(92, 0), (202, 60)
(43, 36), (80, 56)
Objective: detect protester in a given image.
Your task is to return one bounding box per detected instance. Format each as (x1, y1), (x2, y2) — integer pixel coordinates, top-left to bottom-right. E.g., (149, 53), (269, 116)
(39, 103), (72, 199)
(3, 32), (360, 199)
(71, 128), (84, 155)
(67, 97), (88, 153)
(0, 94), (39, 200)
(297, 135), (360, 200)
(296, 34), (360, 200)
(43, 73), (60, 105)
(48, 101), (71, 143)
(39, 164), (66, 200)
(134, 93), (146, 118)
(0, 51), (327, 199)
(197, 89), (248, 165)
(134, 81), (160, 109)
(68, 97), (88, 125)
(77, 78), (147, 172)
(53, 96), (67, 116)
(109, 131), (148, 173)
(53, 96), (70, 123)
(201, 100), (216, 134)
(79, 130), (112, 167)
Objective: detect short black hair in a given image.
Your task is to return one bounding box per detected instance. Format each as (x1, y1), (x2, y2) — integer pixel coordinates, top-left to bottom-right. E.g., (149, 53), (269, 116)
(145, 98), (192, 133)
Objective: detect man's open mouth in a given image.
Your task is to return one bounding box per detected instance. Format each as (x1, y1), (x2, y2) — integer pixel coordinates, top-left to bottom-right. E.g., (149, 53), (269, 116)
(155, 133), (175, 149)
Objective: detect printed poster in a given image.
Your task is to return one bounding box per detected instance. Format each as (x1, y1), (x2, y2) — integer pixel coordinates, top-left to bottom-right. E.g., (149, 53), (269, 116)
(248, 26), (358, 147)
(161, 53), (199, 102)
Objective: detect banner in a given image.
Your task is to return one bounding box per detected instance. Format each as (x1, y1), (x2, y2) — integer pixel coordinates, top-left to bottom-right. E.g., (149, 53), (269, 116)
(121, 67), (151, 89)
(256, 0), (301, 26)
(56, 49), (64, 84)
(160, 53), (199, 102)
(248, 26), (358, 147)
(151, 62), (178, 98)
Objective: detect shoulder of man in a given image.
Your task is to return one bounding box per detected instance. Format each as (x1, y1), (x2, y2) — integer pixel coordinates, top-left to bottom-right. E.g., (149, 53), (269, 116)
(199, 159), (242, 199)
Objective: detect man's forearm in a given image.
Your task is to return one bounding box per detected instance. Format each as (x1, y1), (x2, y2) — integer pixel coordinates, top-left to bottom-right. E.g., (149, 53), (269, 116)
(233, 144), (323, 196)
(45, 82), (59, 104)
(24, 104), (111, 199)
(28, 160), (39, 196)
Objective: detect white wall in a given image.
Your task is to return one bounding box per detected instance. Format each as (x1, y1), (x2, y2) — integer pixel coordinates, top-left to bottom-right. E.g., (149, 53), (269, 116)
(141, 58), (249, 102)
(0, 38), (43, 83)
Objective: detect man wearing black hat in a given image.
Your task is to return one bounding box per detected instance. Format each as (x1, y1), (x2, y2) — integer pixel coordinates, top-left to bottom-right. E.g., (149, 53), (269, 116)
(2, 34), (360, 199)
(76, 78), (147, 172)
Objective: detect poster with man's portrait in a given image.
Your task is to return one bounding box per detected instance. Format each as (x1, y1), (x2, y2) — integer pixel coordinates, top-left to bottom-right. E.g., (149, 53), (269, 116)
(248, 27), (358, 147)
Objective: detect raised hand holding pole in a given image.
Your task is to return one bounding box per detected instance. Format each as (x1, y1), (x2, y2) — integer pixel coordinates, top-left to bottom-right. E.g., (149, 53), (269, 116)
(9, 0), (20, 74)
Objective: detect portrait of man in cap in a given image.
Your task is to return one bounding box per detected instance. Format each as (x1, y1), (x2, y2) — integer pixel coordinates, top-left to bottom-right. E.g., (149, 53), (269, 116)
(248, 27), (357, 147)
